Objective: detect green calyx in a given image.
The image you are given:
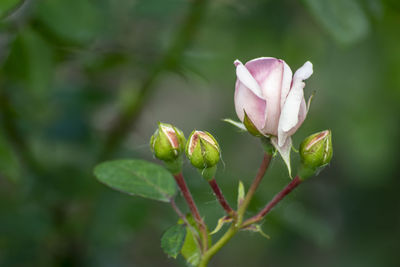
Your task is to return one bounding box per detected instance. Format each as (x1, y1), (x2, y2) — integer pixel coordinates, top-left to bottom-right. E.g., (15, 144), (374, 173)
(185, 130), (220, 179)
(243, 110), (263, 137)
(299, 130), (333, 180)
(261, 137), (274, 155)
(150, 122), (186, 163)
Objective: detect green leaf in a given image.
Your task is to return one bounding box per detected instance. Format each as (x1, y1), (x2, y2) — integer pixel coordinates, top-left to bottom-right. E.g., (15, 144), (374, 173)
(302, 0), (370, 45)
(161, 224), (186, 259)
(94, 159), (177, 202)
(0, 0), (21, 18)
(222, 118), (247, 131)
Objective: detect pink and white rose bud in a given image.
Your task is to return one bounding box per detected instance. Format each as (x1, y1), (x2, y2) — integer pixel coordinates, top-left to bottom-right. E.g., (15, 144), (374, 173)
(234, 57), (313, 175)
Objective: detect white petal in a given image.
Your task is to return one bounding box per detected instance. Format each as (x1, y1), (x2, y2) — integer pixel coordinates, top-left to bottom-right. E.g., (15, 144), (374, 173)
(271, 136), (292, 177)
(278, 81), (305, 137)
(234, 59), (263, 99)
(293, 61), (313, 82)
(280, 61), (293, 109)
(277, 61), (313, 146)
(279, 99), (307, 146)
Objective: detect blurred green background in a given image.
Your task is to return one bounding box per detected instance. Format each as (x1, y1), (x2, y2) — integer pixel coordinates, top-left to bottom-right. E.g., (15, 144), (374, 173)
(1, 0), (400, 266)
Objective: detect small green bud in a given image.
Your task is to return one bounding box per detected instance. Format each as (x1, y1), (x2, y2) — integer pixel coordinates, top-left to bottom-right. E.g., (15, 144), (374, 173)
(150, 122), (186, 162)
(299, 130), (333, 180)
(186, 130), (220, 180)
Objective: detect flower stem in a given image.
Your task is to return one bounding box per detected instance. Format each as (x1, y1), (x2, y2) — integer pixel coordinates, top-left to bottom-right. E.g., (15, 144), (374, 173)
(198, 224), (238, 267)
(237, 152), (272, 224)
(173, 173), (209, 251)
(197, 152), (272, 267)
(241, 176), (302, 228)
(208, 178), (236, 217)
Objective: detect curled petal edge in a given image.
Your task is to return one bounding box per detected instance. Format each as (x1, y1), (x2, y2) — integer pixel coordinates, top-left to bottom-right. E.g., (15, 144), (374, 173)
(234, 59), (263, 99)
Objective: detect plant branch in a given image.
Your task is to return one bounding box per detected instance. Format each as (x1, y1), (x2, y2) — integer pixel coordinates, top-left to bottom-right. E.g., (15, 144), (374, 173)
(241, 176), (302, 228)
(173, 173), (208, 252)
(170, 197), (188, 224)
(197, 152), (272, 266)
(170, 197), (202, 248)
(0, 90), (42, 176)
(208, 178), (236, 217)
(98, 0), (208, 160)
(198, 224), (238, 267)
(237, 152), (272, 224)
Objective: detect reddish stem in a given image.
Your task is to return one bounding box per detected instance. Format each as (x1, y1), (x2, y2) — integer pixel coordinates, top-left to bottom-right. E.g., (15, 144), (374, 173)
(237, 152), (272, 223)
(173, 173), (208, 251)
(242, 176), (302, 227)
(208, 179), (235, 216)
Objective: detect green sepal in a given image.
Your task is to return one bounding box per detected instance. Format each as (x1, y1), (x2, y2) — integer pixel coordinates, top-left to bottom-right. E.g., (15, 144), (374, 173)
(242, 224), (270, 239)
(200, 137), (220, 168)
(164, 157), (183, 175)
(261, 137), (274, 155)
(298, 164), (316, 181)
(199, 165), (217, 181)
(298, 163), (330, 181)
(243, 110), (263, 137)
(222, 118), (247, 131)
(210, 216), (233, 235)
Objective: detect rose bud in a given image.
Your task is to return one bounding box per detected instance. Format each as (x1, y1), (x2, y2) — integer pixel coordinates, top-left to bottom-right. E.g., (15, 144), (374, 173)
(234, 57), (313, 175)
(186, 130), (220, 180)
(150, 123), (186, 173)
(298, 130), (333, 180)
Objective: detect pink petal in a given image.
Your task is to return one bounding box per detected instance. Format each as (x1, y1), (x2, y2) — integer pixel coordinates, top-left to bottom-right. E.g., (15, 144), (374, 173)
(234, 81), (266, 130)
(243, 57), (288, 135)
(260, 61), (284, 135)
(243, 57), (280, 91)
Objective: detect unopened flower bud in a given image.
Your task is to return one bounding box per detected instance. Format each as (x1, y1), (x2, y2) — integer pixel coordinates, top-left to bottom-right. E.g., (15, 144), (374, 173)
(186, 130), (220, 180)
(150, 122), (185, 162)
(299, 130), (333, 180)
